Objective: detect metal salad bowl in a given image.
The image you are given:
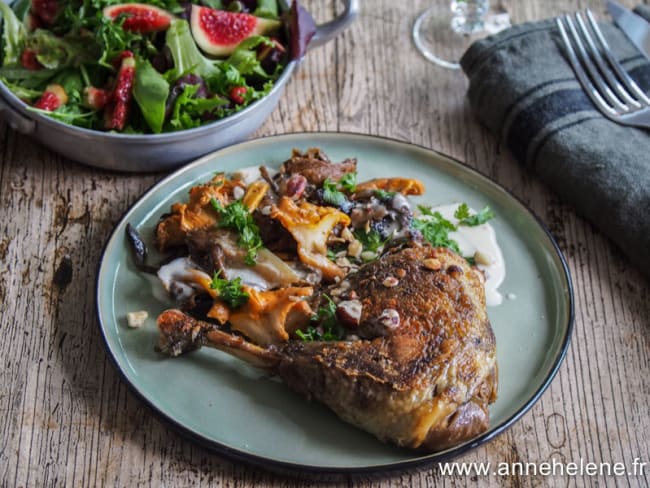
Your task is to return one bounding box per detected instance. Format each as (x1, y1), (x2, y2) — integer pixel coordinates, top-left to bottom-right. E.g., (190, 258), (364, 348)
(0, 0), (358, 172)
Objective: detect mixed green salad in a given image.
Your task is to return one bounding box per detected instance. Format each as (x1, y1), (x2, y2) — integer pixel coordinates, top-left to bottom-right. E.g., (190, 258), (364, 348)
(0, 0), (313, 133)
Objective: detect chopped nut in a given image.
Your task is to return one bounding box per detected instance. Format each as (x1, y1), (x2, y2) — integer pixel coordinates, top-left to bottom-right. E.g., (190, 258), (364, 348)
(336, 300), (363, 327)
(347, 239), (363, 258)
(126, 311), (148, 328)
(360, 251), (377, 262)
(232, 186), (245, 200)
(395, 268), (406, 278)
(423, 258), (441, 270)
(378, 308), (400, 330)
(336, 256), (351, 268)
(341, 227), (354, 241)
(330, 280), (351, 298)
(382, 276), (399, 288)
(473, 250), (492, 266)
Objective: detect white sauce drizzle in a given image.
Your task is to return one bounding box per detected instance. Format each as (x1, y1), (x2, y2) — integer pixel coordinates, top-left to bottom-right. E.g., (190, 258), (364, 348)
(429, 204), (506, 307)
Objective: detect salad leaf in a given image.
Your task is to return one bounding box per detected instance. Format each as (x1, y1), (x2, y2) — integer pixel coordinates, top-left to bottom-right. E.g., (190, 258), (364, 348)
(0, 66), (60, 88)
(96, 15), (143, 68)
(27, 30), (91, 69)
(254, 0), (279, 19)
(226, 36), (275, 78)
(0, 77), (42, 99)
(0, 2), (26, 66)
(133, 58), (170, 133)
(165, 19), (220, 80)
(167, 83), (227, 130)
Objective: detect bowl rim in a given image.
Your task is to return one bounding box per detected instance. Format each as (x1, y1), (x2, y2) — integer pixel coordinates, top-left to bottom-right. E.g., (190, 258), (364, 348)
(0, 59), (297, 140)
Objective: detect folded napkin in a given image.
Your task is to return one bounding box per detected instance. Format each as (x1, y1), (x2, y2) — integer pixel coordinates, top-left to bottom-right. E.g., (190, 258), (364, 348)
(460, 7), (650, 279)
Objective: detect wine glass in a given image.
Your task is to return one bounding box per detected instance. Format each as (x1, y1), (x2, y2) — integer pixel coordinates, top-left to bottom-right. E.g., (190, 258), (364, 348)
(413, 0), (509, 69)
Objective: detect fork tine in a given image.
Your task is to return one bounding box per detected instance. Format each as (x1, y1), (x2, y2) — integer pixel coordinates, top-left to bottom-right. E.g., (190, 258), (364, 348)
(575, 11), (641, 108)
(585, 9), (650, 107)
(564, 14), (629, 112)
(557, 17), (618, 117)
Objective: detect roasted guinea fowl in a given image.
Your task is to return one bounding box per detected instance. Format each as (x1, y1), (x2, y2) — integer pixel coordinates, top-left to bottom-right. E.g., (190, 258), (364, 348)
(156, 244), (498, 451)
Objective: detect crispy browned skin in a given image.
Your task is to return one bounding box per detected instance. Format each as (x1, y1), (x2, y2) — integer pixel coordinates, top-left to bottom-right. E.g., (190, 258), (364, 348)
(278, 245), (497, 450)
(157, 245), (497, 452)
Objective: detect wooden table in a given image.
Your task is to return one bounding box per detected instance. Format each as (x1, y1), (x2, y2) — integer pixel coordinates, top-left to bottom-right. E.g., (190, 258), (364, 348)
(2, 0), (649, 486)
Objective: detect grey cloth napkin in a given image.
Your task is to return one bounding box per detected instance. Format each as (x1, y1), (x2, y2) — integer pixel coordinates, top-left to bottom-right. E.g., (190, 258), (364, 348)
(460, 8), (650, 279)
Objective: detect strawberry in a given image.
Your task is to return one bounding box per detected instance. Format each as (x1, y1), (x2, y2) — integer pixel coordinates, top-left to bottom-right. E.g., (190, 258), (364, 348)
(34, 84), (68, 111)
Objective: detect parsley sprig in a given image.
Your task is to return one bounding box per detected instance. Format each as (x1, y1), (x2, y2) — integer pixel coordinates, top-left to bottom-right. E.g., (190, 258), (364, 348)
(295, 295), (344, 342)
(322, 172), (357, 207)
(209, 271), (249, 308)
(454, 203), (496, 227)
(210, 197), (263, 265)
(413, 203), (495, 256)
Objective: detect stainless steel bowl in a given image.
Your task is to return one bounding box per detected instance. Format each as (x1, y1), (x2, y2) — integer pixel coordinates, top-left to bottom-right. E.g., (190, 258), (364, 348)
(0, 0), (358, 172)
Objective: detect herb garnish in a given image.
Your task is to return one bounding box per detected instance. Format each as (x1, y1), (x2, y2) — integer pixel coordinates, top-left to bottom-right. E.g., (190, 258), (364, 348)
(321, 172), (357, 207)
(374, 189), (396, 200)
(454, 203), (495, 227)
(354, 229), (386, 254)
(413, 203), (495, 257)
(296, 295), (344, 341)
(339, 172), (357, 192)
(210, 197), (263, 265)
(209, 271), (249, 308)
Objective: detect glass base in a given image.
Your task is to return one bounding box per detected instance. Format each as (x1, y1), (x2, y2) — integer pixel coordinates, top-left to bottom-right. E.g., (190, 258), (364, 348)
(413, 3), (510, 69)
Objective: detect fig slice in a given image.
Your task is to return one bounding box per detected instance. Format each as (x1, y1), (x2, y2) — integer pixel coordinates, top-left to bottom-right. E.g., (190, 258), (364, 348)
(104, 3), (174, 33)
(190, 5), (281, 57)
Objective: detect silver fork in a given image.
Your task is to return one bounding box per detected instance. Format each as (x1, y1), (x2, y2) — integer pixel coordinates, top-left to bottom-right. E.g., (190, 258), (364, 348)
(556, 10), (650, 129)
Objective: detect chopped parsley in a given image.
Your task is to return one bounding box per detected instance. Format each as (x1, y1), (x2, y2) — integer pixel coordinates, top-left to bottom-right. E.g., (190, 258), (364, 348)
(374, 189), (396, 200)
(209, 271), (249, 308)
(454, 203), (495, 227)
(210, 198), (263, 265)
(296, 295), (344, 341)
(354, 228), (386, 254)
(413, 203), (496, 257)
(321, 172), (357, 207)
(413, 206), (461, 254)
(322, 178), (347, 207)
(339, 172), (357, 192)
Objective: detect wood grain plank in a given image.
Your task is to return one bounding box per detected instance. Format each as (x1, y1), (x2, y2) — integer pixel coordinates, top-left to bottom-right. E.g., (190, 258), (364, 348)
(0, 0), (649, 486)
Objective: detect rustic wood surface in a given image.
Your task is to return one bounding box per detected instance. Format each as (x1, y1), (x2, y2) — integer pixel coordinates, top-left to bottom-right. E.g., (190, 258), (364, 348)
(1, 0), (649, 486)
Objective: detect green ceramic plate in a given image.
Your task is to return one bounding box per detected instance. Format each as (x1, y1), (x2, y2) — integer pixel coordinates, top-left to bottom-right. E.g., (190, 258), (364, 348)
(96, 133), (573, 472)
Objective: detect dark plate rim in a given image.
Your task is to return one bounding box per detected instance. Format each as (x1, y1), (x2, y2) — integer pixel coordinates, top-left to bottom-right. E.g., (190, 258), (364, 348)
(94, 131), (575, 474)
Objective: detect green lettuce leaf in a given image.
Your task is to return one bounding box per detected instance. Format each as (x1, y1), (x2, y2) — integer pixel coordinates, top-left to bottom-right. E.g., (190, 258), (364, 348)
(0, 2), (26, 66)
(133, 58), (170, 133)
(165, 19), (220, 80)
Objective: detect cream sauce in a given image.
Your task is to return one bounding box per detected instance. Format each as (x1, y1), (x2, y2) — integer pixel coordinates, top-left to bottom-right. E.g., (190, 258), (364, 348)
(429, 204), (506, 307)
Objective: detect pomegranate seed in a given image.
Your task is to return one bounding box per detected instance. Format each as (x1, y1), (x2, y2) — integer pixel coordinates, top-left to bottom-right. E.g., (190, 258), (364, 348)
(21, 49), (42, 70)
(229, 86), (247, 105)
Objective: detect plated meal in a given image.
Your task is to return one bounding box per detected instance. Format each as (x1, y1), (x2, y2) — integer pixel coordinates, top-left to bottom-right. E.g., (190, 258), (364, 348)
(0, 0), (312, 133)
(127, 147), (506, 451)
(96, 132), (573, 470)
